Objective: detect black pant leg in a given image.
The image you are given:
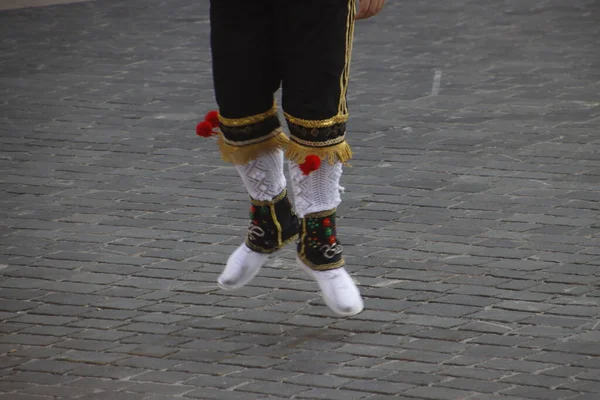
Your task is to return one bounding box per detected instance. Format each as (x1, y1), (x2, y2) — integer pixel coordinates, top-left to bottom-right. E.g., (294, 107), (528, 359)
(276, 0), (357, 164)
(210, 0), (287, 164)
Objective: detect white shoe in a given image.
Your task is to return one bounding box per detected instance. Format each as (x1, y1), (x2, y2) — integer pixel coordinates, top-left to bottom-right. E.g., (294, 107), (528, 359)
(296, 258), (364, 316)
(218, 244), (268, 290)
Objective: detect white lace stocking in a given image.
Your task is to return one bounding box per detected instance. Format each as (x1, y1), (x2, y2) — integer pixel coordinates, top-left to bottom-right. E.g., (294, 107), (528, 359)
(235, 150), (286, 201)
(289, 160), (343, 218)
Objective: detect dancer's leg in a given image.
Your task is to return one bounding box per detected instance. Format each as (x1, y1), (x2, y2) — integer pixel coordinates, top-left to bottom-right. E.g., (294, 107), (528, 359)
(278, 0), (363, 315)
(210, 0), (298, 289)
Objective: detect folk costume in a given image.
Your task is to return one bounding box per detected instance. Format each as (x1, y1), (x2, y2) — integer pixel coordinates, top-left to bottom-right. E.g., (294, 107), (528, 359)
(199, 0), (363, 316)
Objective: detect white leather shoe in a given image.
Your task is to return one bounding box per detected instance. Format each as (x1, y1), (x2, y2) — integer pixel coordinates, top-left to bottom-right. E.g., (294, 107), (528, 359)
(296, 258), (364, 316)
(218, 244), (268, 290)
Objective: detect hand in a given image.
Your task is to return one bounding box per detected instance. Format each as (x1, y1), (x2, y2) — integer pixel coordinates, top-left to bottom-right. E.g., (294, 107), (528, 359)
(355, 0), (385, 20)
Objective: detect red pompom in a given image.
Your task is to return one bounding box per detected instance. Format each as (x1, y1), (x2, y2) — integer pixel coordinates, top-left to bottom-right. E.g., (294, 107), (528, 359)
(299, 155), (321, 175)
(205, 110), (220, 128)
(196, 121), (214, 137)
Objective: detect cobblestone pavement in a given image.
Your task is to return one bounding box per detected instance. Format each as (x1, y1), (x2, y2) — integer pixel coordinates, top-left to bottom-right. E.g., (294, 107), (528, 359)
(1, 0), (600, 399)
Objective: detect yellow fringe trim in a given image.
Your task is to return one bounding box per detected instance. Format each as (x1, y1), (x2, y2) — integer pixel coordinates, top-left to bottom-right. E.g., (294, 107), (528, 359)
(285, 139), (353, 165)
(218, 131), (290, 165)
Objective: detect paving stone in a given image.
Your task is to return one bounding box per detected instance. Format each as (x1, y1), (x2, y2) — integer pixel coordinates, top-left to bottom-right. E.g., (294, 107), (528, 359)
(2, 0), (600, 399)
(286, 350), (355, 364)
(166, 349), (232, 363)
(172, 361), (243, 376)
(15, 360), (80, 374)
(129, 370), (197, 385)
(119, 322), (185, 335)
(94, 298), (157, 310)
(236, 381), (309, 397)
(28, 305), (90, 317)
(546, 341), (600, 356)
(526, 351), (590, 365)
(568, 395), (600, 400)
(283, 373), (350, 389)
(0, 382), (33, 393)
(468, 334), (530, 347)
(440, 367), (507, 381)
(57, 350), (129, 365)
(520, 315), (593, 329)
(330, 320), (390, 333)
(294, 387), (374, 400)
(20, 384), (95, 398)
(63, 377), (132, 392)
(330, 366), (396, 380)
(343, 333), (405, 347)
(467, 309), (533, 323)
(432, 294), (500, 308)
(71, 328), (135, 342)
(78, 392), (147, 400)
(500, 373), (567, 388)
(54, 339), (120, 352)
(0, 334), (62, 346)
(1, 372), (77, 385)
(342, 379), (413, 395)
(363, 397), (414, 400)
(221, 355), (287, 368)
(399, 339), (470, 354)
(334, 344), (397, 358)
(185, 388), (259, 400)
(394, 316), (465, 328)
(176, 326), (238, 339)
(115, 343), (182, 358)
(541, 366), (589, 378)
(10, 314), (71, 332)
(0, 395), (56, 400)
(436, 377), (511, 394)
(391, 349), (455, 364)
(0, 356), (26, 369)
(402, 386), (473, 400)
(20, 325), (81, 337)
(478, 359), (555, 374)
(126, 382), (195, 396)
(571, 358), (600, 370)
(502, 386), (579, 400)
(67, 365), (150, 380)
(0, 300), (39, 312)
(67, 318), (129, 329)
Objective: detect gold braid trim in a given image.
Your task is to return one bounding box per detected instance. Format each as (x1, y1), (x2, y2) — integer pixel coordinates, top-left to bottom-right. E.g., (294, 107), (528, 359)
(219, 104), (277, 127)
(250, 189), (288, 206)
(298, 253), (345, 271)
(305, 208), (337, 219)
(284, 112), (348, 128)
(285, 138), (352, 165)
(218, 130), (290, 165)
